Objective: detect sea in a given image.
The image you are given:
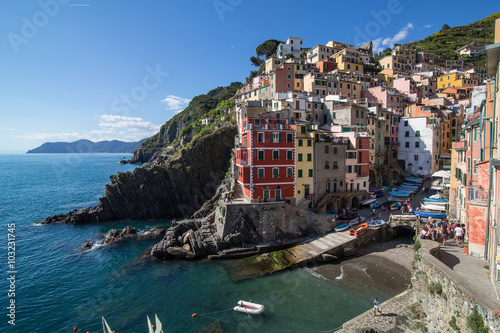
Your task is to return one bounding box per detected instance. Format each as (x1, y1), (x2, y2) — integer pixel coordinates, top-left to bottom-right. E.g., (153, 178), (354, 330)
(0, 153), (398, 333)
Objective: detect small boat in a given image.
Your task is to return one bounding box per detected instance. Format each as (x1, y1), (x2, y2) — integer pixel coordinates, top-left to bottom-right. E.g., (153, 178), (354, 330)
(234, 300), (265, 315)
(360, 198), (377, 206)
(337, 212), (359, 220)
(334, 222), (350, 232)
(370, 201), (383, 209)
(350, 216), (365, 225)
(406, 177), (424, 184)
(424, 197), (448, 203)
(390, 191), (411, 198)
(390, 202), (402, 210)
(413, 211), (446, 219)
(420, 203), (447, 212)
(367, 220), (385, 228)
(349, 223), (368, 237)
(388, 196), (408, 202)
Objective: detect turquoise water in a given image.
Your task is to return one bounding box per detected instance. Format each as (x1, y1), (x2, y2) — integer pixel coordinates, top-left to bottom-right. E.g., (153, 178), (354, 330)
(0, 153), (394, 332)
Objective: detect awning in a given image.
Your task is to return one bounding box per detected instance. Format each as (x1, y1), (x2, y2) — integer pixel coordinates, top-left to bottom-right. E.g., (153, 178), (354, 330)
(432, 170), (451, 178)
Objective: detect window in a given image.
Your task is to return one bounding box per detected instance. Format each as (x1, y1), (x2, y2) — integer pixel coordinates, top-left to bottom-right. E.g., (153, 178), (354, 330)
(414, 155), (419, 161)
(287, 167), (293, 178)
(405, 131), (409, 137)
(271, 133), (281, 143)
(307, 140), (312, 147)
(286, 150), (293, 160)
(273, 150), (279, 160)
(255, 119), (261, 127)
(298, 153), (303, 162)
(325, 161), (330, 169)
(307, 153), (312, 161)
(272, 168), (279, 178)
(286, 133), (293, 143)
(404, 120), (408, 127)
(333, 147), (338, 154)
(308, 169), (313, 177)
(258, 168), (264, 178)
(298, 169), (303, 178)
(332, 112), (336, 119)
(415, 130), (420, 137)
(258, 150), (264, 160)
(298, 139), (303, 146)
(356, 110), (359, 118)
(257, 132), (264, 143)
(415, 142), (420, 148)
(332, 161), (338, 169)
(301, 126), (306, 134)
(325, 145), (329, 154)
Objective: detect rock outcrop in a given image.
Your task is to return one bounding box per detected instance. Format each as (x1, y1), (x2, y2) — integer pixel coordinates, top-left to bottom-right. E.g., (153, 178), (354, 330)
(42, 126), (237, 224)
(82, 226), (166, 249)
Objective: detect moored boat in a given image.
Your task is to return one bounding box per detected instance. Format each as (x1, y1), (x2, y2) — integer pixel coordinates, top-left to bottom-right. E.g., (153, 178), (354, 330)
(349, 223), (368, 237)
(234, 300), (265, 315)
(367, 220), (385, 228)
(390, 202), (402, 210)
(370, 201), (383, 209)
(424, 197), (448, 203)
(360, 198), (377, 206)
(334, 222), (350, 232)
(413, 210), (446, 219)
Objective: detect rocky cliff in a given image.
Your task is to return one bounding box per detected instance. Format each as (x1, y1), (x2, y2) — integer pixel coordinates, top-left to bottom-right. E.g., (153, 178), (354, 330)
(42, 126), (237, 224)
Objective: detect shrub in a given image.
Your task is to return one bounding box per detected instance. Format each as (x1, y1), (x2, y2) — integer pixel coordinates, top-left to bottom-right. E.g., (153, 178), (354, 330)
(414, 240), (421, 251)
(450, 315), (461, 332)
(467, 307), (489, 333)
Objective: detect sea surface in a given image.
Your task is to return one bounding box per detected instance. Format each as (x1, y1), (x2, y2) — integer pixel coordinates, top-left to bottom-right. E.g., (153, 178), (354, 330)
(0, 153), (398, 333)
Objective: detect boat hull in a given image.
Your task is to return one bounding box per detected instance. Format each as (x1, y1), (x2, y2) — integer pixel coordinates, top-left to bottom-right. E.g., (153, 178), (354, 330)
(413, 211), (446, 219)
(234, 301), (265, 315)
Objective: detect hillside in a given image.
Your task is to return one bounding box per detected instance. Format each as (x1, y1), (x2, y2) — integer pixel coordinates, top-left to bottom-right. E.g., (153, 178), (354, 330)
(407, 12), (500, 60)
(129, 82), (242, 163)
(27, 139), (144, 154)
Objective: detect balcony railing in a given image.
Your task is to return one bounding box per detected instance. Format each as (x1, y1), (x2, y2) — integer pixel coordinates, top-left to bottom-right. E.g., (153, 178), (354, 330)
(467, 185), (489, 203)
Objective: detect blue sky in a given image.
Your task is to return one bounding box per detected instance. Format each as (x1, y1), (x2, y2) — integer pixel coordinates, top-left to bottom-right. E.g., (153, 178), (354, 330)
(0, 0), (498, 152)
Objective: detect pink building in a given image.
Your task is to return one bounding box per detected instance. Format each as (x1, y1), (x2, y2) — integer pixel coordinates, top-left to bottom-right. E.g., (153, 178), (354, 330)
(361, 86), (406, 112)
(393, 77), (419, 101)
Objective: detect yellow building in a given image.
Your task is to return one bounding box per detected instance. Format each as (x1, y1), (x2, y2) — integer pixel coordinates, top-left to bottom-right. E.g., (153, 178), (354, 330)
(437, 71), (478, 89)
(331, 49), (363, 73)
(295, 123), (315, 206)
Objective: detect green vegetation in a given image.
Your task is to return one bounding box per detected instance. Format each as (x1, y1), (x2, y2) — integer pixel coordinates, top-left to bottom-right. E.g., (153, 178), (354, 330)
(427, 281), (443, 295)
(141, 82), (242, 150)
(256, 39), (282, 59)
(467, 307), (489, 333)
(414, 240), (421, 251)
(407, 12), (500, 60)
(450, 315), (461, 332)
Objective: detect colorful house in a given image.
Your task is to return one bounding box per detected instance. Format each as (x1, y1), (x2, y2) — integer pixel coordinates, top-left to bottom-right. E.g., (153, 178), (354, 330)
(235, 118), (295, 203)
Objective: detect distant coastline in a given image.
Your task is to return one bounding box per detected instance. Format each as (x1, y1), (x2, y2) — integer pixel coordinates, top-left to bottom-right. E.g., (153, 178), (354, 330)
(26, 139), (145, 154)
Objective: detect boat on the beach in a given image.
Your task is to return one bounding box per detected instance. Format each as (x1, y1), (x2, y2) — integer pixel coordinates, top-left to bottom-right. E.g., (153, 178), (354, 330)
(370, 201), (383, 209)
(424, 197), (448, 203)
(420, 203), (447, 212)
(234, 300), (265, 315)
(406, 177), (424, 184)
(349, 223), (368, 237)
(334, 222), (351, 232)
(413, 211), (446, 219)
(390, 202), (402, 210)
(360, 198), (377, 206)
(390, 191), (411, 198)
(367, 220), (385, 228)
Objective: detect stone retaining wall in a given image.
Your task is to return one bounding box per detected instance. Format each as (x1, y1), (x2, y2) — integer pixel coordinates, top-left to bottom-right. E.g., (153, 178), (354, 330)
(413, 240), (500, 332)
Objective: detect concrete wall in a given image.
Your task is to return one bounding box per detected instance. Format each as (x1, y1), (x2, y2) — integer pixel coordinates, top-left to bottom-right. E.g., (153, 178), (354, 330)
(413, 240), (500, 332)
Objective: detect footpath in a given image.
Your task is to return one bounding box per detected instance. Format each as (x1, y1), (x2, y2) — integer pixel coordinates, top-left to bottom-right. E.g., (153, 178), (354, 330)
(338, 179), (500, 332)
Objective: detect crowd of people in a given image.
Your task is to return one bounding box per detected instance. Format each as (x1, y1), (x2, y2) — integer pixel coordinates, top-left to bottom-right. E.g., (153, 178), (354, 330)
(419, 219), (467, 246)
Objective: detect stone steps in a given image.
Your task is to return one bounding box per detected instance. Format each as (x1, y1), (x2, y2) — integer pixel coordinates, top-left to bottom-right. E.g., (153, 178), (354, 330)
(284, 231), (355, 262)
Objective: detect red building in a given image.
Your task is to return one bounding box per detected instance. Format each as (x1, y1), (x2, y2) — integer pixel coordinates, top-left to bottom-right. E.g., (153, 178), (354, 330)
(235, 118), (295, 202)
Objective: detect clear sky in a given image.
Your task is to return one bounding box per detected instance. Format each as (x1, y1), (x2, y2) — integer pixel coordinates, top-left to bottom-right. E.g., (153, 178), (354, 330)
(0, 0), (498, 152)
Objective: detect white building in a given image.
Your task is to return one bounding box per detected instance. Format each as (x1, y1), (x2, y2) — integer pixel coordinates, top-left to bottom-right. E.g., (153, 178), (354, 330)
(397, 117), (441, 176)
(277, 37), (303, 59)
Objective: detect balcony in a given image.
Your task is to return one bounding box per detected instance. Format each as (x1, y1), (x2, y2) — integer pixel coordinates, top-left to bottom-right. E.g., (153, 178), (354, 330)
(467, 185), (489, 203)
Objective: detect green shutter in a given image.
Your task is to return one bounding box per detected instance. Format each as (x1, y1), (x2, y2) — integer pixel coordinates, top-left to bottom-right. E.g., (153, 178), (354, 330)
(270, 134), (274, 143)
(279, 133), (282, 143)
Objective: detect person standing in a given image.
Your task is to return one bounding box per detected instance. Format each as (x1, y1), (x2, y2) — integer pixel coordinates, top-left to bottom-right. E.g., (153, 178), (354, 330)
(455, 224), (464, 245)
(373, 298), (382, 316)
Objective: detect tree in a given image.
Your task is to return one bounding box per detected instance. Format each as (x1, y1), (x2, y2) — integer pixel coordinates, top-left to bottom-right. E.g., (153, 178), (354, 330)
(441, 24), (451, 31)
(284, 53), (294, 59)
(256, 39), (282, 59)
(250, 56), (264, 67)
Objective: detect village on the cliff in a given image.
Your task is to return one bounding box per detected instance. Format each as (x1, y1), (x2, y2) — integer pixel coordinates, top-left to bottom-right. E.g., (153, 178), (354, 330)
(210, 22), (500, 277)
